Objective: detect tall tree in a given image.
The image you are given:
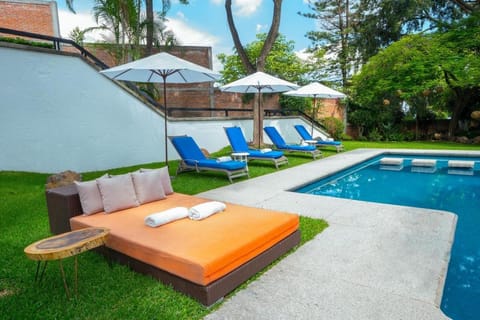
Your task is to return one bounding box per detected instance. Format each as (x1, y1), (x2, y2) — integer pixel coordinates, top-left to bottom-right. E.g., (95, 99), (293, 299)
(351, 13), (480, 139)
(224, 0), (283, 146)
(352, 0), (463, 63)
(66, 0), (187, 56)
(301, 0), (355, 88)
(300, 0), (467, 89)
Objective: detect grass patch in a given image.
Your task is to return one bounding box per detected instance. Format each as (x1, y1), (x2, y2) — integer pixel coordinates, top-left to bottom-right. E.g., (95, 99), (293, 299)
(1, 141), (478, 319)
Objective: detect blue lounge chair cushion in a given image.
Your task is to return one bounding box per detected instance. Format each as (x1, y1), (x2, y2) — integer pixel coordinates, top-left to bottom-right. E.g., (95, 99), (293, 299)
(225, 127), (250, 152)
(294, 124), (342, 146)
(264, 127), (317, 151)
(246, 149), (285, 159)
(194, 159), (246, 170)
(225, 126), (286, 159)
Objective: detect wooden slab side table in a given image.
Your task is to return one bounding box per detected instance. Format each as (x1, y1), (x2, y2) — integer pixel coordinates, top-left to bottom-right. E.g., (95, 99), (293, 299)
(24, 227), (109, 298)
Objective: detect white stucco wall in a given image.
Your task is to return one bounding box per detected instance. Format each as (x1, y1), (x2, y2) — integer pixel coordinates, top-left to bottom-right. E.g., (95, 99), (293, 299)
(0, 45), (325, 173)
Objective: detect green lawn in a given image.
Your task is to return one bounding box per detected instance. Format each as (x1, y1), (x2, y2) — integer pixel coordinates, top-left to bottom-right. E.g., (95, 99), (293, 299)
(1, 141), (478, 319)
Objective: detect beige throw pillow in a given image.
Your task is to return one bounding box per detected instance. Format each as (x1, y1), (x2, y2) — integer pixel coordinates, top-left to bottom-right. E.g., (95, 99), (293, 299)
(140, 167), (173, 194)
(74, 174), (109, 215)
(97, 173), (139, 213)
(131, 170), (166, 204)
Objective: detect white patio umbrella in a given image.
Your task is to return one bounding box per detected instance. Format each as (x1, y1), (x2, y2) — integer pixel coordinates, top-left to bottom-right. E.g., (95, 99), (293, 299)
(220, 71), (299, 148)
(284, 82), (346, 135)
(100, 52), (220, 168)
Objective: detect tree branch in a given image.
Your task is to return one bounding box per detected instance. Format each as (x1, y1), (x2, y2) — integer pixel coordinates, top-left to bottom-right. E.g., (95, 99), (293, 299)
(449, 0), (479, 13)
(257, 0), (282, 72)
(225, 0), (255, 73)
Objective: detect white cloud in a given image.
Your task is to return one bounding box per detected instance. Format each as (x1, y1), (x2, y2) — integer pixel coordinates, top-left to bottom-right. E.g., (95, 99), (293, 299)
(295, 48), (313, 62)
(165, 18), (219, 48)
(58, 9), (113, 42)
(256, 24), (267, 33)
(234, 0), (262, 17)
(165, 18), (226, 71)
(209, 0), (261, 17)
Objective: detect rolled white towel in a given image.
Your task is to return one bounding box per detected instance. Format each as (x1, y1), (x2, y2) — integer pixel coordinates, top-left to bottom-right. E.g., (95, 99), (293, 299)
(260, 148), (272, 153)
(216, 156), (232, 162)
(144, 207), (188, 227)
(188, 201), (226, 220)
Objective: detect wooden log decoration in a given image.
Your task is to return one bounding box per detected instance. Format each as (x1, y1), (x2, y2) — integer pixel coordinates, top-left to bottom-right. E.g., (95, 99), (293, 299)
(25, 228), (109, 261)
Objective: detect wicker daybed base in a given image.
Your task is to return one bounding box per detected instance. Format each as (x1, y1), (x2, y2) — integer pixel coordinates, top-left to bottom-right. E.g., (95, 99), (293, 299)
(96, 229), (300, 306)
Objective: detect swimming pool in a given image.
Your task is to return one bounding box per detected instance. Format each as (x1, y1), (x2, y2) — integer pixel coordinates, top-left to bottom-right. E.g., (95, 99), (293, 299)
(296, 154), (480, 320)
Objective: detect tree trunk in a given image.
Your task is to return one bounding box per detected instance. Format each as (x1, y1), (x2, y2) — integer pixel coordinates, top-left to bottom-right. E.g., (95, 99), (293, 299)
(448, 97), (465, 137)
(450, 0), (478, 13)
(225, 0), (255, 74)
(225, 0), (283, 147)
(145, 0), (153, 55)
(442, 69), (470, 138)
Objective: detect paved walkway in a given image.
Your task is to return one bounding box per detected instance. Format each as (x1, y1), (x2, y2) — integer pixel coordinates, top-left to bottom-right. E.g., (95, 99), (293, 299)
(197, 149), (470, 319)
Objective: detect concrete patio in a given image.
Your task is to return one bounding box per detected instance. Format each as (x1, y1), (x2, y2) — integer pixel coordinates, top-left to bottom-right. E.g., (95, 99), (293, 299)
(198, 149), (465, 319)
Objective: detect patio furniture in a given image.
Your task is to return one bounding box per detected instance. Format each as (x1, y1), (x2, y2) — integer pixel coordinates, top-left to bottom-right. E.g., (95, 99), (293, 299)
(294, 124), (344, 152)
(24, 227), (109, 298)
(263, 126), (322, 159)
(169, 135), (249, 183)
(224, 126), (288, 169)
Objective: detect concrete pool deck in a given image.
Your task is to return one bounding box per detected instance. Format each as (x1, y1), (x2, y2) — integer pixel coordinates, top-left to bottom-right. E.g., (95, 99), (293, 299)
(197, 148), (480, 319)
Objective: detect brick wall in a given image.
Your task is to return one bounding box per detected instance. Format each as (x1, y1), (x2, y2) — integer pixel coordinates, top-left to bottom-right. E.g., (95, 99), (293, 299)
(316, 98), (345, 120)
(0, 0), (58, 37)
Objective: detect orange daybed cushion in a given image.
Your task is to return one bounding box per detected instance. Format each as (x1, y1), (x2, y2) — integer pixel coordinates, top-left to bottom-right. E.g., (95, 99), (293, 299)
(70, 193), (299, 286)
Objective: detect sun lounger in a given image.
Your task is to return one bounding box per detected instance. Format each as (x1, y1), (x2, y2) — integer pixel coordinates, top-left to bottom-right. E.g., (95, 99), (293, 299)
(263, 126), (322, 159)
(169, 135), (249, 183)
(294, 124), (344, 152)
(224, 126), (288, 169)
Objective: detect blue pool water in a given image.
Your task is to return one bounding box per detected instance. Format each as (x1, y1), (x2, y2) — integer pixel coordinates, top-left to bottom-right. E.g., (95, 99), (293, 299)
(295, 154), (480, 320)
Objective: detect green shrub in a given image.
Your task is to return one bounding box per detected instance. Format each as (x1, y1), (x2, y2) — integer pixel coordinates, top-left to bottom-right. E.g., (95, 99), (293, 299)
(321, 117), (345, 140)
(368, 128), (383, 141)
(340, 133), (353, 140)
(357, 135), (368, 141)
(0, 36), (54, 49)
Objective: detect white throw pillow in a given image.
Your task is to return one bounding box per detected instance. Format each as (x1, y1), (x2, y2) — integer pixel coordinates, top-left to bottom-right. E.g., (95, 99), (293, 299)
(140, 167), (173, 194)
(74, 174), (109, 215)
(97, 173), (139, 213)
(131, 170), (166, 204)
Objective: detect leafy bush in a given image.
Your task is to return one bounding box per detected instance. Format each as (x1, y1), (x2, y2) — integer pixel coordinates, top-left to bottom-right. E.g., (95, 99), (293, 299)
(357, 135), (368, 141)
(321, 117), (344, 140)
(368, 128), (383, 141)
(340, 133), (353, 140)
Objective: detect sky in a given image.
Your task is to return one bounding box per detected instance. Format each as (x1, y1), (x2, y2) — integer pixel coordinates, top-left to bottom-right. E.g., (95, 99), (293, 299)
(56, 0), (317, 71)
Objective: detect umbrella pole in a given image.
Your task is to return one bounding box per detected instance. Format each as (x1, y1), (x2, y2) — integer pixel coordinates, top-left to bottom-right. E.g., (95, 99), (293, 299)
(258, 89), (262, 149)
(311, 97), (317, 137)
(163, 77), (168, 170)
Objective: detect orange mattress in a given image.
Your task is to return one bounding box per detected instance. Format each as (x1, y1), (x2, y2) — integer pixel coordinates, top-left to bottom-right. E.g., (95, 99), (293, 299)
(70, 193), (299, 286)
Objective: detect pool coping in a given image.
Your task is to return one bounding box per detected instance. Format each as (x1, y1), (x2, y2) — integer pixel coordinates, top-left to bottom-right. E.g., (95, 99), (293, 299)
(199, 148), (480, 319)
